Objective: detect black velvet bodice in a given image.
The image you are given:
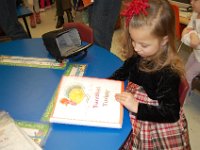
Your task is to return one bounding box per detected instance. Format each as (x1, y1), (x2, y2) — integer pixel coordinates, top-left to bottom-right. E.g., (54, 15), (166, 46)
(109, 56), (181, 123)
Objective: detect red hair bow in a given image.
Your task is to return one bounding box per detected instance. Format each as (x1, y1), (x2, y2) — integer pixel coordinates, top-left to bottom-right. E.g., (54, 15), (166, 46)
(121, 0), (150, 26)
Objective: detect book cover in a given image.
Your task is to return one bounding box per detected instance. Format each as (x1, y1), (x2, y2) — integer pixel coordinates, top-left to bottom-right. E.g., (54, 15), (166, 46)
(64, 63), (87, 76)
(41, 63), (87, 122)
(50, 76), (124, 128)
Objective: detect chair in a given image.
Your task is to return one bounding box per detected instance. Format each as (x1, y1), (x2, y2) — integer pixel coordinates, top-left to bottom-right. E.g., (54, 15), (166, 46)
(191, 73), (200, 92)
(63, 22), (94, 44)
(179, 77), (189, 107)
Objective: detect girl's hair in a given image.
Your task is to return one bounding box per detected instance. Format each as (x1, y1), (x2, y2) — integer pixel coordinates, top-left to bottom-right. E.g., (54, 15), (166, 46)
(122, 0), (185, 78)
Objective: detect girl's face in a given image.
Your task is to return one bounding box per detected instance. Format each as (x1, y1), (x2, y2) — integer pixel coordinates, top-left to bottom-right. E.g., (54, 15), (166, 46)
(191, 0), (200, 13)
(129, 26), (167, 58)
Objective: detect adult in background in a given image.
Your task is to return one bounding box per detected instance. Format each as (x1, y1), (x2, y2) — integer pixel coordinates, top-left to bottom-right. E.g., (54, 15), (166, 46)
(56, 0), (74, 28)
(0, 0), (28, 40)
(88, 0), (122, 50)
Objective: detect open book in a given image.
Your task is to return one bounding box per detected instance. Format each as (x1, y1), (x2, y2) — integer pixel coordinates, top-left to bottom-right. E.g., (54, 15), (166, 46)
(50, 76), (124, 128)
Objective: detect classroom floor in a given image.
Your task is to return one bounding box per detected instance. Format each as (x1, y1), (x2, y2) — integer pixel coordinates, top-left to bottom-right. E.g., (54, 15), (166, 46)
(19, 4), (200, 149)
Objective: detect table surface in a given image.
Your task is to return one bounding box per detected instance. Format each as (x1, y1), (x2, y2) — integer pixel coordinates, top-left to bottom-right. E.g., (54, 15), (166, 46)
(0, 39), (132, 150)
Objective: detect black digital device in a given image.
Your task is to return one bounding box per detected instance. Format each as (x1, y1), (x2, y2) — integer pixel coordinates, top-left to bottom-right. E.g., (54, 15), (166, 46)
(42, 28), (92, 62)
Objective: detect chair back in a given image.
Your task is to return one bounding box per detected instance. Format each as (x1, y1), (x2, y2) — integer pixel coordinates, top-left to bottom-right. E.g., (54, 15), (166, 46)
(179, 78), (189, 107)
(171, 4), (181, 40)
(191, 73), (200, 91)
(63, 22), (94, 44)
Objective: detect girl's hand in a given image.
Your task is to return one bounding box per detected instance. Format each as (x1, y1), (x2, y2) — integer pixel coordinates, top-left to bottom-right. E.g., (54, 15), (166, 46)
(115, 92), (138, 113)
(182, 27), (193, 37)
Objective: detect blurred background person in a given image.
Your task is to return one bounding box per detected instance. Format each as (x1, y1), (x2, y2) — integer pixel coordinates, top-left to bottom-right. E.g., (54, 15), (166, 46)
(88, 0), (122, 50)
(56, 0), (74, 28)
(0, 0), (28, 40)
(40, 0), (51, 12)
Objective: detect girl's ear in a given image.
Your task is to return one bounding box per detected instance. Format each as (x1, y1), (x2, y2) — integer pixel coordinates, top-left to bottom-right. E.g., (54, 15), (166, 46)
(161, 36), (168, 46)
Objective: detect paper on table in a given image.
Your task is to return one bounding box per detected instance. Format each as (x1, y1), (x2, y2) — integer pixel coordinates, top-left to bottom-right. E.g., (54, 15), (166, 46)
(0, 111), (42, 150)
(0, 55), (67, 69)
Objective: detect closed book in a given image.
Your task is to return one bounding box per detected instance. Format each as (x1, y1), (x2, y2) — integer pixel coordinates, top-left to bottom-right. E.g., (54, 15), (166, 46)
(50, 76), (124, 128)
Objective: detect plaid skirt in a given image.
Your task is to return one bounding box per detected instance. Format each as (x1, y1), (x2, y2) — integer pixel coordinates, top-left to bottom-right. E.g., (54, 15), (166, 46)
(120, 82), (191, 150)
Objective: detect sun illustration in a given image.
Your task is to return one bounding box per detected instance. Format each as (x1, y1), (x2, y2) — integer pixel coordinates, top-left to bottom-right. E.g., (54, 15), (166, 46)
(68, 86), (85, 104)
(60, 85), (85, 106)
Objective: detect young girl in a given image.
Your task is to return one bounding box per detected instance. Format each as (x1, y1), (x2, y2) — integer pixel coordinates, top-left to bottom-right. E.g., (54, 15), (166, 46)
(109, 0), (191, 149)
(181, 0), (200, 91)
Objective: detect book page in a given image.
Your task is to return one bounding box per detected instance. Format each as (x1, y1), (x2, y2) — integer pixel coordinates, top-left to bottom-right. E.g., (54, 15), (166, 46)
(50, 76), (124, 128)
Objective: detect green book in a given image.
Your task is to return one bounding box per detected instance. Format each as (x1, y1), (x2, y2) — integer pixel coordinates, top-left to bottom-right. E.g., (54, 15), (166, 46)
(64, 63), (88, 76)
